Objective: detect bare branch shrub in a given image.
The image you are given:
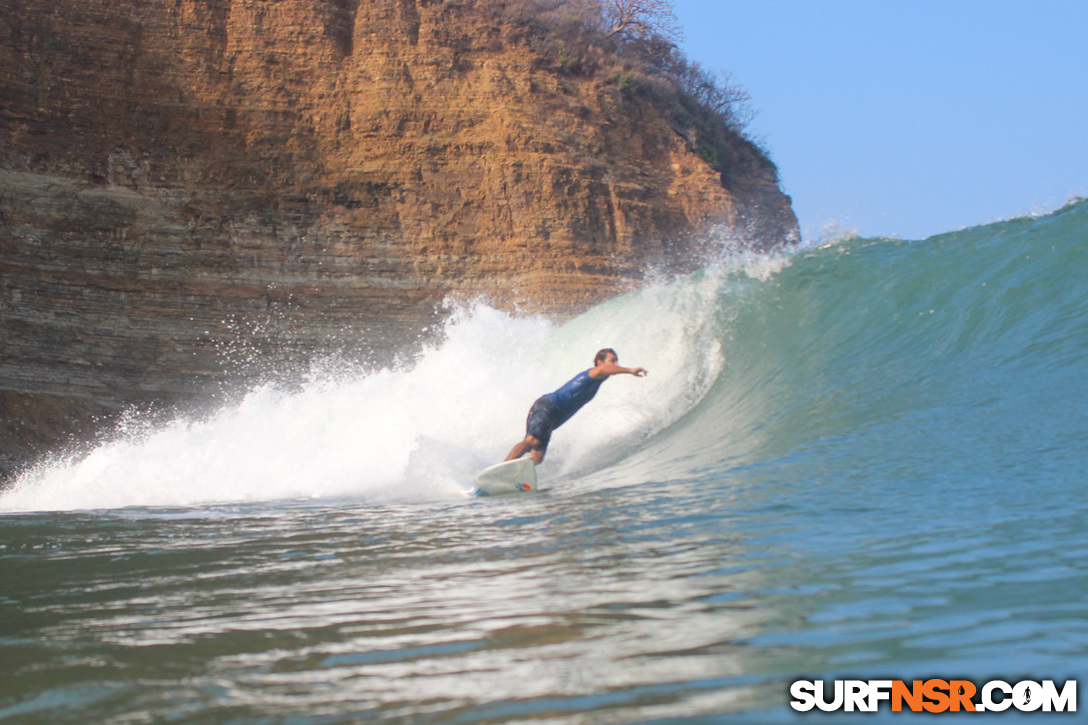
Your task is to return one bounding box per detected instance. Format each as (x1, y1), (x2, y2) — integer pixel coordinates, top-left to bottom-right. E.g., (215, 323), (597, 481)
(477, 0), (776, 182)
(595, 0), (682, 44)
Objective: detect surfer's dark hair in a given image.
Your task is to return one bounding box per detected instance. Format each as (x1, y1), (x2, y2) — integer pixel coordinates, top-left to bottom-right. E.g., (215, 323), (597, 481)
(595, 348), (617, 364)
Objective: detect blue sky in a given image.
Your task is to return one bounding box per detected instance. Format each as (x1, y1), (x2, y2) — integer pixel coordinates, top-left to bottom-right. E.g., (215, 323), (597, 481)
(671, 0), (1088, 240)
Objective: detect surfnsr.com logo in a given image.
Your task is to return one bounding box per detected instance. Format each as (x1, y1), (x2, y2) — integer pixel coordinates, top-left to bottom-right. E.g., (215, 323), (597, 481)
(790, 679), (1077, 713)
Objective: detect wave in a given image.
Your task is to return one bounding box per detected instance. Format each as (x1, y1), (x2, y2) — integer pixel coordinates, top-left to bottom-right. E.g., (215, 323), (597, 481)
(667, 198), (1088, 486)
(0, 249), (781, 512)
(3, 199), (1086, 512)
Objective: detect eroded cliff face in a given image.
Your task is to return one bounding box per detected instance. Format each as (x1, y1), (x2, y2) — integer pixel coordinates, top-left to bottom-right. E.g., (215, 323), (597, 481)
(0, 0), (798, 476)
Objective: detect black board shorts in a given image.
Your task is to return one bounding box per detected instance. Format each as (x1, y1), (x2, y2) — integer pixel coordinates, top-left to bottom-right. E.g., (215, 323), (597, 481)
(525, 396), (559, 451)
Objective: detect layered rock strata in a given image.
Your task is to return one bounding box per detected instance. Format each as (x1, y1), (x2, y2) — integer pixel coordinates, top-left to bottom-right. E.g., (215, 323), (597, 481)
(0, 0), (798, 477)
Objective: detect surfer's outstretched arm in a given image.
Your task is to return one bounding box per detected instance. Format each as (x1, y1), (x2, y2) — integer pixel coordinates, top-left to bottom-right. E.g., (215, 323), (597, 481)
(589, 363), (647, 379)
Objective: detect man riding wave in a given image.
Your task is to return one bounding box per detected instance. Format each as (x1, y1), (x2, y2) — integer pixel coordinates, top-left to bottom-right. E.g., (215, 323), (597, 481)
(505, 348), (647, 465)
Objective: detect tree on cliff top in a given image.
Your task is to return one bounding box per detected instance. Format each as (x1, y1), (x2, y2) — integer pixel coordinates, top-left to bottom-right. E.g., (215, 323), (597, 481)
(487, 0), (775, 184)
(597, 0), (682, 43)
(509, 0), (681, 43)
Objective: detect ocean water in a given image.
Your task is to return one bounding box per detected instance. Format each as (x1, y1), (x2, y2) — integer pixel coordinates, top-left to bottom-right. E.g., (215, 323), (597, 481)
(2, 200), (1087, 723)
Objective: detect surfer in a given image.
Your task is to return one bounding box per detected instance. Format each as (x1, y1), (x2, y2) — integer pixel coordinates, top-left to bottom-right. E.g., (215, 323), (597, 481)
(505, 348), (647, 465)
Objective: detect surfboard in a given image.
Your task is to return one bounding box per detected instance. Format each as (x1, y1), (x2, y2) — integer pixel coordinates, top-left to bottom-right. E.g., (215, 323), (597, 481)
(471, 457), (538, 496)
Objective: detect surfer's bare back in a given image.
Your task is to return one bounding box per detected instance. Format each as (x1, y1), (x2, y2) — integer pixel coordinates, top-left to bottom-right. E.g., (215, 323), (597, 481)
(505, 348), (647, 465)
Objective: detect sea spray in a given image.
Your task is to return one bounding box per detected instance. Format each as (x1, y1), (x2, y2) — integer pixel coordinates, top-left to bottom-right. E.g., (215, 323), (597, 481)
(0, 258), (766, 512)
(8, 199), (1082, 514)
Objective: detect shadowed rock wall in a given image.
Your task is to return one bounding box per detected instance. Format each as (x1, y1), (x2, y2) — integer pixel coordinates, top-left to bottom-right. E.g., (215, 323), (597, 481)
(0, 0), (798, 476)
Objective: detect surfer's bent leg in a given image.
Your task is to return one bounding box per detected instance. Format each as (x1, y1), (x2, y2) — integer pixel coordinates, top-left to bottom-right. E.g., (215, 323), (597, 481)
(506, 397), (555, 464)
(506, 434), (546, 464)
(505, 436), (535, 462)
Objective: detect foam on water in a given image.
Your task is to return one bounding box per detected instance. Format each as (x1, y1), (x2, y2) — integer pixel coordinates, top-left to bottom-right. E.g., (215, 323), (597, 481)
(1, 250), (787, 513)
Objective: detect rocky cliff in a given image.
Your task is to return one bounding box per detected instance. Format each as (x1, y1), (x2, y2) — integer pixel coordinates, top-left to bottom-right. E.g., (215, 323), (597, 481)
(0, 0), (798, 477)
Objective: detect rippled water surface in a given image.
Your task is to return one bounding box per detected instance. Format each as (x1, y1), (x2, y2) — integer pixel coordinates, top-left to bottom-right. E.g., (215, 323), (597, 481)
(4, 466), (1086, 723)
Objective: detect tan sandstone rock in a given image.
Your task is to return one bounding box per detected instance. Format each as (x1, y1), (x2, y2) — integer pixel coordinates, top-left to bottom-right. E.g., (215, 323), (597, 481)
(0, 0), (798, 476)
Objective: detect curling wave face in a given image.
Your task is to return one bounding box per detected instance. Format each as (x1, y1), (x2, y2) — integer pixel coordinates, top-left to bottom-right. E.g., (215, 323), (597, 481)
(0, 247), (785, 512)
(3, 199), (1087, 513)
